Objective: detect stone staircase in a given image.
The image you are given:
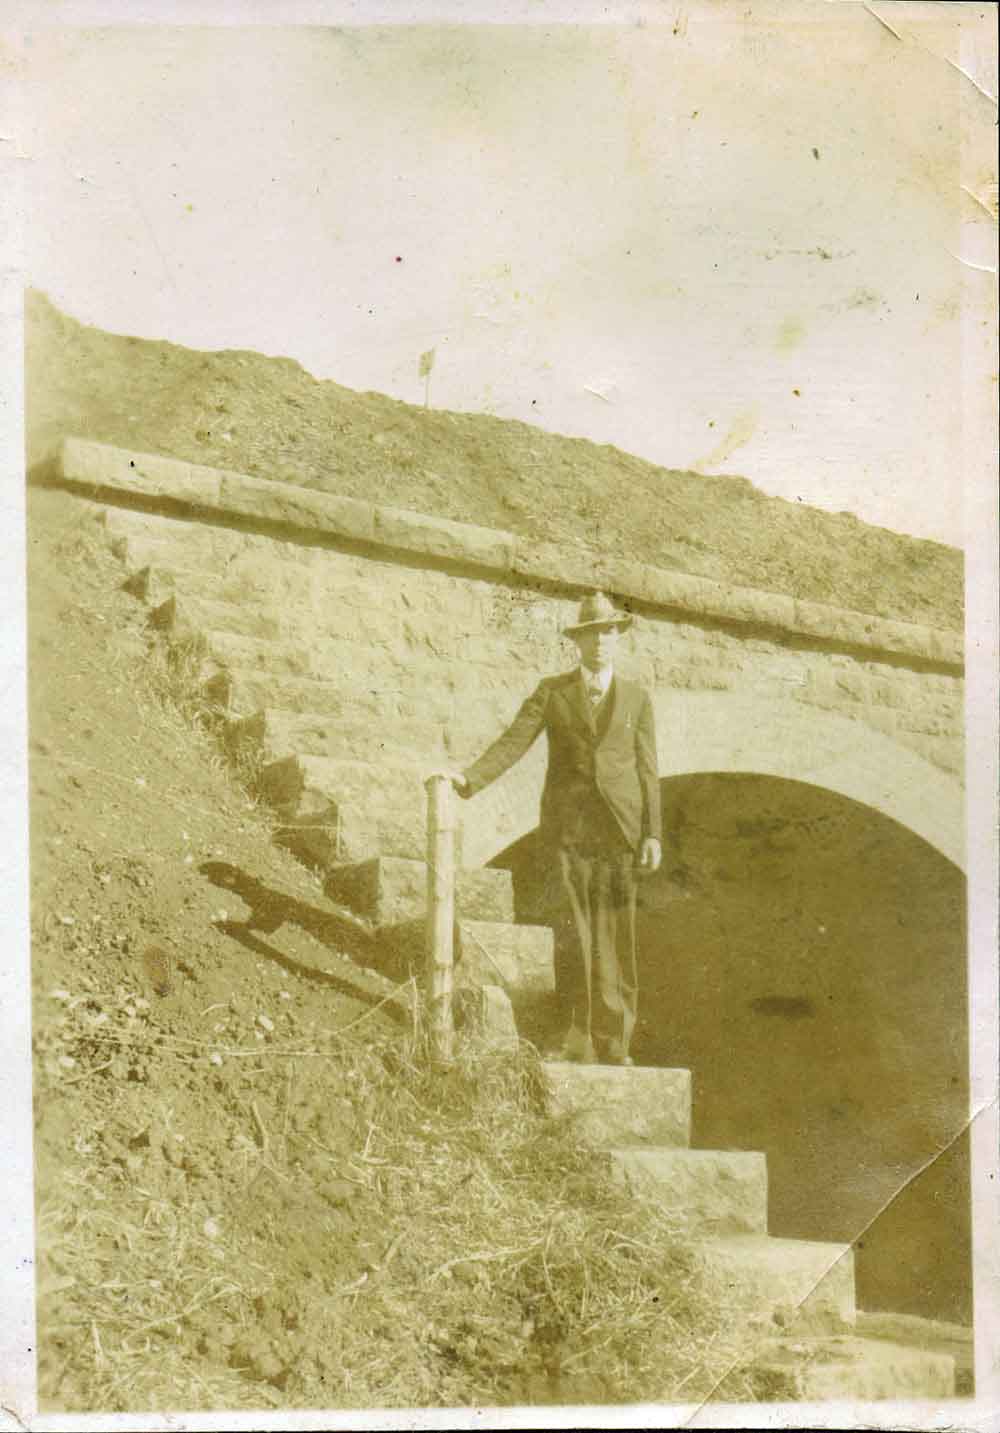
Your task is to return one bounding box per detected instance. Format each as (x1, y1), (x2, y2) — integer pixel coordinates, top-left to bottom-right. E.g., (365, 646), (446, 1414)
(106, 499), (440, 867)
(58, 441), (963, 1403)
(542, 1061), (956, 1401)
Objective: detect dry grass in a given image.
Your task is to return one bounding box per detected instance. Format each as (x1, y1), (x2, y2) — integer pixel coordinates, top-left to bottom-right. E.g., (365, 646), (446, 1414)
(36, 1001), (761, 1412)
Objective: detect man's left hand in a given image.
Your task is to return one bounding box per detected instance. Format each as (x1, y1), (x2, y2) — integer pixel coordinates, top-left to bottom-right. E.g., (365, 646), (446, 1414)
(638, 838), (662, 874)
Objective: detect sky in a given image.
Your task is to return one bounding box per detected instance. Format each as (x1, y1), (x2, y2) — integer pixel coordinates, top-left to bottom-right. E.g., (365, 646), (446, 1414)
(14, 5), (999, 546)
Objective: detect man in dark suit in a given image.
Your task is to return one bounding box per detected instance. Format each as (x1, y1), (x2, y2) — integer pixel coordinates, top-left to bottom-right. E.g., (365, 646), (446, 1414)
(451, 592), (661, 1065)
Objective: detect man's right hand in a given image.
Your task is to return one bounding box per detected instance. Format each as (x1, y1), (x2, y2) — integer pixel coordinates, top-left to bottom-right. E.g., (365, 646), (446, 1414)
(428, 769), (468, 791)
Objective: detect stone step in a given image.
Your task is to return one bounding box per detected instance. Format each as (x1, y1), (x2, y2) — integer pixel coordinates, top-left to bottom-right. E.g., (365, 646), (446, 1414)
(102, 506), (250, 571)
(380, 917), (554, 1002)
(226, 707), (447, 769)
(542, 1062), (691, 1150)
(692, 1234), (855, 1332)
(150, 594), (285, 644)
(456, 919), (553, 997)
(324, 855), (514, 925)
(610, 1148), (768, 1236)
(201, 628), (317, 680)
(212, 667), (457, 727)
(731, 1335), (955, 1402)
(202, 628), (465, 710)
(124, 555), (318, 611)
(259, 755), (427, 865)
(854, 1311), (973, 1396)
(121, 560), (253, 609)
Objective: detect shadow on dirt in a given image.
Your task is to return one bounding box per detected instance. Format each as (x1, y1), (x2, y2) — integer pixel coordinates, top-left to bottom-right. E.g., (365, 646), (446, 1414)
(200, 860), (409, 1026)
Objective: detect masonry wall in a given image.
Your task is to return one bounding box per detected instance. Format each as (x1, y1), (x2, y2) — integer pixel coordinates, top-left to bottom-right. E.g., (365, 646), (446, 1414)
(49, 438), (966, 867)
(102, 501), (962, 749)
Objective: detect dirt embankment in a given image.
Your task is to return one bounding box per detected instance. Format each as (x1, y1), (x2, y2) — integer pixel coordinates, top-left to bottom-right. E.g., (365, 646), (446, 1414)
(26, 290), (962, 630)
(29, 485), (755, 1413)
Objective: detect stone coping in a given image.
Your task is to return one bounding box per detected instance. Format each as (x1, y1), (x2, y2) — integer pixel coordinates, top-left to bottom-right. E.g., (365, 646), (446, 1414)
(55, 437), (963, 670)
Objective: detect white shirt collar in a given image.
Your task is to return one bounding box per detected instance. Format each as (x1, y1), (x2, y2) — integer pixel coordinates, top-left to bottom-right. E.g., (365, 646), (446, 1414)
(579, 665), (613, 695)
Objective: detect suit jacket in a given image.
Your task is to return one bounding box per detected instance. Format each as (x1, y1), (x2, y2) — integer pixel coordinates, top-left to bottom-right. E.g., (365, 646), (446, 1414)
(461, 670), (661, 852)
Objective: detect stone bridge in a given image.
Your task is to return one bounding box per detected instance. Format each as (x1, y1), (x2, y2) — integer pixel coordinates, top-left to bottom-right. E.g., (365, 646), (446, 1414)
(50, 437), (964, 866)
(46, 437), (968, 1332)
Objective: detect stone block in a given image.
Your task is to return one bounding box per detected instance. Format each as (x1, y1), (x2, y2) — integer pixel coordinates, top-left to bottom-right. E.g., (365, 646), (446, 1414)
(543, 1062), (691, 1150)
(308, 635), (405, 688)
(223, 676), (356, 720)
(865, 676), (907, 710)
(860, 707), (898, 739)
(637, 567), (728, 620)
(455, 919), (553, 996)
(708, 585), (797, 631)
(149, 594), (282, 643)
(455, 869), (516, 923)
(272, 816), (341, 872)
(120, 564), (174, 605)
(854, 1311), (972, 1394)
(454, 984), (519, 1052)
(379, 916), (552, 1003)
(59, 438), (222, 508)
(609, 1148), (768, 1236)
(278, 757), (427, 863)
(373, 505), (515, 571)
(324, 856), (514, 925)
(896, 620), (963, 670)
(791, 599), (870, 650)
(204, 629), (314, 678)
(896, 712), (956, 739)
(225, 706), (445, 769)
(510, 537), (607, 590)
(895, 731), (963, 777)
(735, 1336), (954, 1402)
(692, 1235), (855, 1331)
(311, 601), (406, 649)
(658, 665), (734, 693)
(102, 507), (246, 568)
(217, 472), (375, 544)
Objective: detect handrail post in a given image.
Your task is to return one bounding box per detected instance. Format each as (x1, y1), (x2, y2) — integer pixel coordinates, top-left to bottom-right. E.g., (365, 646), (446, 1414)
(425, 774), (457, 1064)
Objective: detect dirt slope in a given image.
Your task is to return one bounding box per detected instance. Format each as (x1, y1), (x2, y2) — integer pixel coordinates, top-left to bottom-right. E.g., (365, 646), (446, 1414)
(29, 484), (748, 1413)
(28, 484), (396, 1408)
(25, 290), (962, 630)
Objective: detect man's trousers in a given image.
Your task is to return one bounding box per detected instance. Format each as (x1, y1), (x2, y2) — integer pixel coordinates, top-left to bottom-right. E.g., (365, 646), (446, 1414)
(552, 836), (639, 1061)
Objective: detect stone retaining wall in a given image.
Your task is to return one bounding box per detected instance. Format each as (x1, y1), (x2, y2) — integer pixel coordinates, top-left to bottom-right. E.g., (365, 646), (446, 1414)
(52, 439), (965, 800)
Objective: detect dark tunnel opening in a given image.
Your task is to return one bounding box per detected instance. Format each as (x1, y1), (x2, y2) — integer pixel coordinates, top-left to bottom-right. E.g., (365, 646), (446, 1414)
(490, 770), (970, 1324)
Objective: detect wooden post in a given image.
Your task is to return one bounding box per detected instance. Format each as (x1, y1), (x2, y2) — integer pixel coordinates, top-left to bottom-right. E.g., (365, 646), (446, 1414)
(425, 774), (457, 1064)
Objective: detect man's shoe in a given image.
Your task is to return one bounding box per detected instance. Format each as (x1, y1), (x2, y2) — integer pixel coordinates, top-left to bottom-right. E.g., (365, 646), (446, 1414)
(547, 1034), (596, 1064)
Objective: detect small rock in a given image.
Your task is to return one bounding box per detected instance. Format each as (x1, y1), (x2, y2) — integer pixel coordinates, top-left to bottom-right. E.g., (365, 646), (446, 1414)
(203, 1218), (220, 1240)
(257, 1014), (275, 1033)
(141, 945), (172, 996)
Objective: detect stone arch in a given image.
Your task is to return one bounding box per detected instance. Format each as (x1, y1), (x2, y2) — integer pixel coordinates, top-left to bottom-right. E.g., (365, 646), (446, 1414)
(459, 691), (965, 872)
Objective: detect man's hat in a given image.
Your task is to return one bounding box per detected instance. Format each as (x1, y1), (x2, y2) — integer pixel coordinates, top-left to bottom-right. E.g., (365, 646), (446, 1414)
(563, 591), (633, 637)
